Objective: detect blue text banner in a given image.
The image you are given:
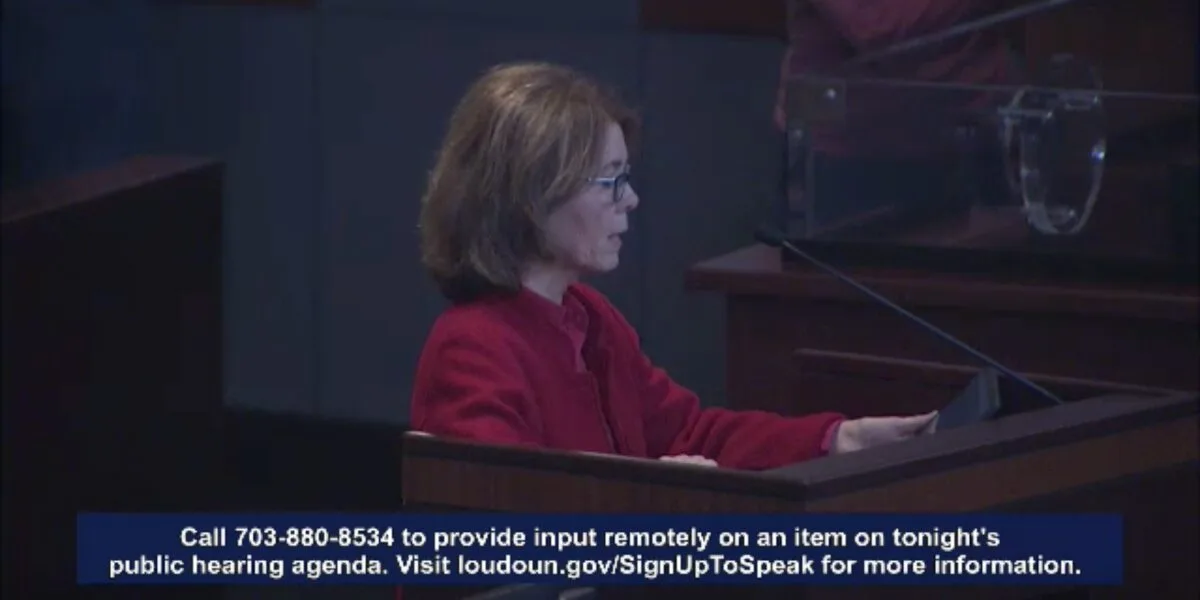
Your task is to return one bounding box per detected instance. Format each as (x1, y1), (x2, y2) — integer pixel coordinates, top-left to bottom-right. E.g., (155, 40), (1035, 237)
(77, 513), (1122, 585)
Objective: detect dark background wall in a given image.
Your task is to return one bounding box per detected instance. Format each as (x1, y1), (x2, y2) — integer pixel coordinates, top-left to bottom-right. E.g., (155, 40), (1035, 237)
(2, 0), (784, 423)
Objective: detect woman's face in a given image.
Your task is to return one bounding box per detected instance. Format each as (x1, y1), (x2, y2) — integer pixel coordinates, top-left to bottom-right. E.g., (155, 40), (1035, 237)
(543, 122), (639, 275)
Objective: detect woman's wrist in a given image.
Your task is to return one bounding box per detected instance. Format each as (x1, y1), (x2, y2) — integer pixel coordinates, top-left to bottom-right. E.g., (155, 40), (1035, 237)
(821, 418), (846, 455)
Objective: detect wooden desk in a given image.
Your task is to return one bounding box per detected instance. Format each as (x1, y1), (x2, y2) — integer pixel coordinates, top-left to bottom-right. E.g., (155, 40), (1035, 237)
(2, 157), (225, 597)
(404, 391), (1199, 599)
(685, 244), (1198, 416)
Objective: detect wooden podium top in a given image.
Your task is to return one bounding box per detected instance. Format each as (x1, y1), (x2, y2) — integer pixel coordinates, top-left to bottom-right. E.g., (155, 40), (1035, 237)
(402, 390), (1198, 597)
(685, 244), (1199, 322)
(1, 155), (219, 223)
(403, 391), (1196, 513)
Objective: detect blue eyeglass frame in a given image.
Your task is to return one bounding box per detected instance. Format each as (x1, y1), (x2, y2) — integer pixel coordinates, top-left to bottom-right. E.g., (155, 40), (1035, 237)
(587, 168), (632, 204)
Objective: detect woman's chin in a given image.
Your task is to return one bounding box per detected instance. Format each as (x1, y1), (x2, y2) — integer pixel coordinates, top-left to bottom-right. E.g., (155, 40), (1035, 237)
(581, 255), (620, 275)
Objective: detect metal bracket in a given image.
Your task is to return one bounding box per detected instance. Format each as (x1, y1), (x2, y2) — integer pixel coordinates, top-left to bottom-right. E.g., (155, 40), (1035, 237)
(786, 78), (847, 127)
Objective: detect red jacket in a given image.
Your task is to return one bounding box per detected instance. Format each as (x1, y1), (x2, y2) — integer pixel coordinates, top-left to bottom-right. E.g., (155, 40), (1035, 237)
(411, 284), (844, 469)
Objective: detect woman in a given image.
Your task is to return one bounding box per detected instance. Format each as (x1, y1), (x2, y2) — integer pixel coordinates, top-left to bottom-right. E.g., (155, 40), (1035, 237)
(412, 62), (937, 470)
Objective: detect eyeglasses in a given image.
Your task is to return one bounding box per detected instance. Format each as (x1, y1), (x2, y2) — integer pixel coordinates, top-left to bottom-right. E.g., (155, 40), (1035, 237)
(587, 168), (632, 205)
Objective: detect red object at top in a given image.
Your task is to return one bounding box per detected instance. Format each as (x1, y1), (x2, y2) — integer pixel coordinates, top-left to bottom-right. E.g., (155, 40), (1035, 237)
(410, 283), (844, 470)
(777, 0), (1012, 157)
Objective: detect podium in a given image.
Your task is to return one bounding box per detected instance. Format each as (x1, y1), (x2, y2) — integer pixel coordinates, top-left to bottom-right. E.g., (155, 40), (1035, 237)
(2, 157), (225, 598)
(403, 384), (1198, 599)
(685, 244), (1199, 416)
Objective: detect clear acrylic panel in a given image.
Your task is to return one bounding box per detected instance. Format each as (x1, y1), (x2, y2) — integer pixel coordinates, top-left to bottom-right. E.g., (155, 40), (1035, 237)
(778, 45), (1198, 281)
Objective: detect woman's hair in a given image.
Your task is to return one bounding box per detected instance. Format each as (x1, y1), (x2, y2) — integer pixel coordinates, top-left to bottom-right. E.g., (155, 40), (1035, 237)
(419, 62), (638, 303)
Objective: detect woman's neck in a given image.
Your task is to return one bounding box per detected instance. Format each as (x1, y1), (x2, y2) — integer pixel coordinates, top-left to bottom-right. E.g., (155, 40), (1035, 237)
(521, 263), (578, 304)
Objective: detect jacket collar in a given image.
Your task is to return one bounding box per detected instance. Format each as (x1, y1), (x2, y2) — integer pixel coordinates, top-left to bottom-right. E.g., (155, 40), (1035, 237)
(508, 285), (612, 354)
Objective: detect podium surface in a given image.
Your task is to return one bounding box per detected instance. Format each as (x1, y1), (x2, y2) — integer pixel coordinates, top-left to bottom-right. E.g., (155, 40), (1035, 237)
(403, 390), (1198, 599)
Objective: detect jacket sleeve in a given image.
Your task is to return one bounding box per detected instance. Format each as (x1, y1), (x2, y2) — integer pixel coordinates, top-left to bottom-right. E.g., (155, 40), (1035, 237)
(809, 0), (988, 52)
(601, 310), (845, 470)
(410, 329), (541, 448)
(639, 360), (845, 470)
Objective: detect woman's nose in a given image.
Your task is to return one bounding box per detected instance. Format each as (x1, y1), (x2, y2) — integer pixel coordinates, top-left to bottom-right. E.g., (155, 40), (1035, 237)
(622, 186), (640, 212)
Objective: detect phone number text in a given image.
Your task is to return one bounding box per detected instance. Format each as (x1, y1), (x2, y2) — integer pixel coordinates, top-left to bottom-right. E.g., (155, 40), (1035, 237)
(180, 526), (397, 549)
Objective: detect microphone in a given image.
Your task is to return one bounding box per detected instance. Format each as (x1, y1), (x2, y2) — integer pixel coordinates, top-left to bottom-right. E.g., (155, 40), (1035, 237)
(754, 226), (1064, 406)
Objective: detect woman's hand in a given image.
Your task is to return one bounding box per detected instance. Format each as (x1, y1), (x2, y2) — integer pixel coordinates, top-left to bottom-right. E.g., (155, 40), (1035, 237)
(659, 454), (719, 468)
(830, 411), (938, 455)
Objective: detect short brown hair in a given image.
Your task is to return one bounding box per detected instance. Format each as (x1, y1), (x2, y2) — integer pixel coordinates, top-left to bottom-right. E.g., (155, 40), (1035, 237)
(419, 62), (639, 303)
